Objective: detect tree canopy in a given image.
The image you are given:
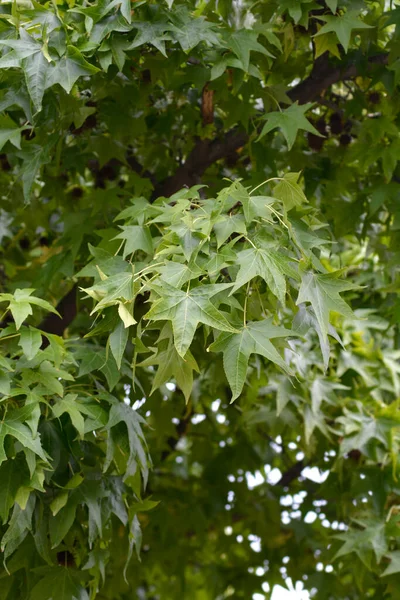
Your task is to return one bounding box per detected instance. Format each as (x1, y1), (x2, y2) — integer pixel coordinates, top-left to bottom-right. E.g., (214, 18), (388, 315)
(0, 0), (400, 598)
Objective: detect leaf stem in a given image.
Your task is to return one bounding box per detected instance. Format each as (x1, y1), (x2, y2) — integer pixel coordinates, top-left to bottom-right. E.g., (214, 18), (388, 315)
(250, 177), (283, 195)
(114, 240), (125, 256)
(0, 333), (20, 342)
(243, 281), (250, 327)
(243, 235), (256, 249)
(133, 262), (165, 282)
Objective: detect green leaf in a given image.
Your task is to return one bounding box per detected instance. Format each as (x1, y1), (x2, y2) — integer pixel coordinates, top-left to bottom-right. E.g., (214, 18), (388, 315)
(140, 333), (199, 402)
(48, 46), (100, 94)
(0, 458), (27, 523)
(124, 514), (142, 581)
(279, 0), (314, 24)
(258, 103), (322, 149)
(19, 327), (42, 361)
(334, 518), (387, 564)
(296, 271), (356, 344)
(17, 142), (53, 200)
(129, 20), (171, 56)
(50, 490), (69, 516)
(30, 566), (89, 600)
(52, 394), (85, 439)
(0, 114), (24, 151)
(0, 28), (41, 60)
(241, 194), (275, 223)
(314, 30), (341, 59)
(109, 319), (129, 369)
(273, 172), (307, 211)
(119, 0), (132, 23)
(225, 30), (274, 71)
(105, 401), (149, 485)
(325, 0), (338, 13)
(36, 360), (73, 397)
(231, 246), (298, 304)
(77, 480), (106, 546)
(0, 372), (11, 396)
(314, 11), (373, 53)
(118, 301), (136, 327)
(8, 300), (32, 330)
(382, 551), (400, 576)
(78, 348), (106, 377)
(23, 50), (51, 111)
(0, 411), (48, 465)
(1, 495), (35, 560)
(170, 9), (219, 52)
(145, 282), (238, 357)
(49, 500), (77, 548)
(213, 214), (247, 248)
(209, 319), (293, 400)
(81, 272), (135, 312)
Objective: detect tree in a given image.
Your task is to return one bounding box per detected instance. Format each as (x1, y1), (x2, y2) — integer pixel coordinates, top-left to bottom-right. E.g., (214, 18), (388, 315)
(0, 0), (399, 597)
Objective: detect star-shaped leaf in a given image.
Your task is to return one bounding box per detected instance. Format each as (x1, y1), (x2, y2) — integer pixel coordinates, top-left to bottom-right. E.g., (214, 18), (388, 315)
(30, 567), (89, 600)
(213, 213), (247, 248)
(382, 551), (400, 577)
(169, 9), (219, 52)
(129, 20), (171, 56)
(18, 326), (42, 361)
(209, 319), (293, 400)
(279, 0), (314, 24)
(334, 517), (387, 565)
(241, 194), (275, 223)
(258, 102), (322, 149)
(231, 246), (298, 304)
(140, 333), (199, 402)
(48, 46), (99, 94)
(225, 30), (274, 72)
(0, 115), (25, 151)
(113, 225), (153, 258)
(52, 394), (86, 439)
(0, 408), (48, 465)
(296, 271), (356, 345)
(314, 31), (341, 59)
(0, 288), (59, 330)
(273, 172), (308, 211)
(314, 11), (373, 53)
(105, 402), (149, 485)
(145, 282), (237, 357)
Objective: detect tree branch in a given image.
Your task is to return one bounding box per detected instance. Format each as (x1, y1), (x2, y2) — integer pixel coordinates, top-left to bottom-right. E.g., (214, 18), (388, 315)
(288, 52), (388, 104)
(277, 460), (306, 487)
(152, 128), (248, 199)
(42, 54), (389, 334)
(154, 52), (388, 198)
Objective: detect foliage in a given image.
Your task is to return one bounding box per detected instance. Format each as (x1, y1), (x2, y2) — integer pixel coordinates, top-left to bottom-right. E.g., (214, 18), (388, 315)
(0, 0), (400, 599)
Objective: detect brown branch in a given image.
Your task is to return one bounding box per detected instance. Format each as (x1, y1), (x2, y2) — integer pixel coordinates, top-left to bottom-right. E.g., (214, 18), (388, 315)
(277, 460), (306, 487)
(44, 54), (389, 334)
(152, 128), (248, 199)
(288, 53), (388, 104)
(126, 148), (156, 185)
(154, 52), (388, 199)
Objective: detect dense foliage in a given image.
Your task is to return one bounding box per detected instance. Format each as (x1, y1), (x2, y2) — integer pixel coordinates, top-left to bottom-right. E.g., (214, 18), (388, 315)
(0, 0), (400, 598)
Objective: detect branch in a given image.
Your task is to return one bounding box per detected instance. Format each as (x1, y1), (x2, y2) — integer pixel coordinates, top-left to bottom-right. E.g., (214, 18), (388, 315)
(154, 52), (388, 198)
(42, 54), (389, 335)
(126, 148), (156, 185)
(288, 52), (388, 104)
(152, 128), (248, 199)
(277, 460), (306, 487)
